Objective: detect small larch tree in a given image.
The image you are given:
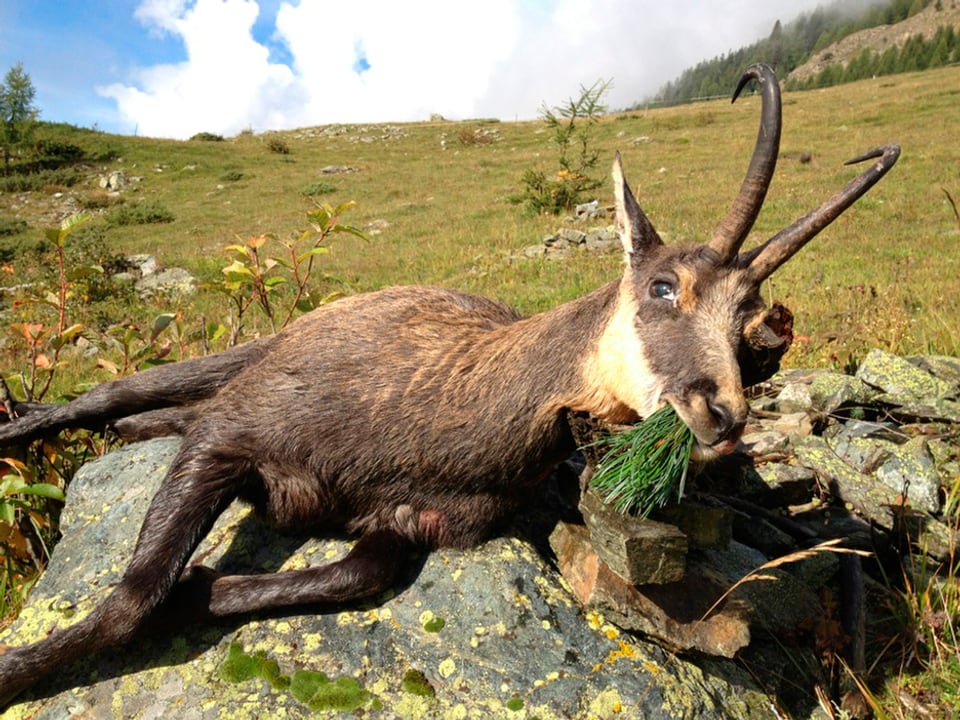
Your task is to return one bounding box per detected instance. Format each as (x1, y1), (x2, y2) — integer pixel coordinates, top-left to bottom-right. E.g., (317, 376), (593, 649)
(0, 62), (39, 175)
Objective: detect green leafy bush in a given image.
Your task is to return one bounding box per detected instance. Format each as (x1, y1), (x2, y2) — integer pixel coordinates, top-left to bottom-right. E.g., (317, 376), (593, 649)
(514, 80), (609, 215)
(190, 132), (224, 142)
(266, 137), (290, 155)
(301, 181), (337, 196)
(106, 200), (175, 226)
(0, 168), (83, 193)
(0, 215), (28, 237)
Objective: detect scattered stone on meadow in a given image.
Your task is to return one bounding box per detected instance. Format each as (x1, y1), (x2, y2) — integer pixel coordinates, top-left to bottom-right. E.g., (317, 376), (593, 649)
(319, 164), (359, 174)
(125, 254), (158, 276)
(573, 199), (602, 220)
(364, 218), (390, 236)
(548, 228), (587, 247)
(523, 225), (619, 259)
(98, 170), (127, 191)
(135, 267), (197, 300)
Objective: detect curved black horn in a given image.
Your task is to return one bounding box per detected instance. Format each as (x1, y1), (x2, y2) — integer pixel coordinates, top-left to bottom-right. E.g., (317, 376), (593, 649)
(708, 64), (782, 264)
(740, 145), (901, 283)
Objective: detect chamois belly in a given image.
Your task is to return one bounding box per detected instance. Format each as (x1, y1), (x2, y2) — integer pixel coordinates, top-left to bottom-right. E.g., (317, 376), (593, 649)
(200, 285), (571, 547)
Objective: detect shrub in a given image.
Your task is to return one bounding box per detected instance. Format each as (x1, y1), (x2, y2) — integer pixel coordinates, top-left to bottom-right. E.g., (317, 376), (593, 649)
(457, 126), (499, 146)
(34, 139), (85, 163)
(515, 79), (610, 215)
(106, 200), (175, 227)
(266, 137), (290, 155)
(0, 215), (28, 237)
(302, 181), (337, 196)
(0, 168), (82, 193)
(219, 170), (245, 182)
(78, 191), (124, 210)
(190, 132), (224, 142)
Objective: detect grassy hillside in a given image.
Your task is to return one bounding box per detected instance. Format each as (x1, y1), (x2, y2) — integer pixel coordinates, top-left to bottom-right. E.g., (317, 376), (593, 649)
(1, 65), (959, 385)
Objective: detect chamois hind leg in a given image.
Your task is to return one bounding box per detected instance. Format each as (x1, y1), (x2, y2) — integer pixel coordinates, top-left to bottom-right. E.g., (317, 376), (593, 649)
(0, 337), (273, 446)
(167, 506), (437, 620)
(0, 444), (248, 707)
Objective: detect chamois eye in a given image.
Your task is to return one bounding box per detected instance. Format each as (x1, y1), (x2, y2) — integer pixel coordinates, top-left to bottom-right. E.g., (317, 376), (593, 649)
(651, 281), (677, 301)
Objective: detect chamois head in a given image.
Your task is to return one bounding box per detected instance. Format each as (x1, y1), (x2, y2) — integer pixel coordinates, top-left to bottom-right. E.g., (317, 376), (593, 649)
(606, 64), (899, 457)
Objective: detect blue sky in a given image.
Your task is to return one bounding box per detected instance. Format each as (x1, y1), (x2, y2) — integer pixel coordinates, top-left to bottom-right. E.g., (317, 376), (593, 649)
(0, 0), (829, 139)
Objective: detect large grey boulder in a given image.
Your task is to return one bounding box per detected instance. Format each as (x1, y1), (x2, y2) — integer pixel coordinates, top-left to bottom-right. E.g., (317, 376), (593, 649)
(1, 439), (777, 719)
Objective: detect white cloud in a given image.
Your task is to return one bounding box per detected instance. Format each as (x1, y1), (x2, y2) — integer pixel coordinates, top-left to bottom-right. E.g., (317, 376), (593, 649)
(98, 0), (828, 139)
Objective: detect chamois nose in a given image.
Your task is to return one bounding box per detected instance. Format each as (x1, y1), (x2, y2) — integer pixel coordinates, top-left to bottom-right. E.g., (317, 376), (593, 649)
(707, 398), (745, 444)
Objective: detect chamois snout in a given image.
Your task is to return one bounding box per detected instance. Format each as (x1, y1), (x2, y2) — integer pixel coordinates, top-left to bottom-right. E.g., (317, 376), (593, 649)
(665, 382), (749, 459)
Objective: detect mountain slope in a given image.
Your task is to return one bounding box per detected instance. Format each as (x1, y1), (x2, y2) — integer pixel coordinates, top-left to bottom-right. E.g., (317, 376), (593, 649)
(787, 1), (960, 84)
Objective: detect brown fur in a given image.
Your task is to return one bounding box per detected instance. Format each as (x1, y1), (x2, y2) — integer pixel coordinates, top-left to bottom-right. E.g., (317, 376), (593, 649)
(0, 63), (900, 706)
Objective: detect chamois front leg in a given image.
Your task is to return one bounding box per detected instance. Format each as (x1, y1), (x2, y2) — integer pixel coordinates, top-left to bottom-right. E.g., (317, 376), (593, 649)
(0, 444), (246, 706)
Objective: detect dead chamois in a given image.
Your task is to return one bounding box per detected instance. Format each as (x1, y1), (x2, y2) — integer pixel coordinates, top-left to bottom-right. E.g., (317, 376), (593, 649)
(0, 64), (899, 705)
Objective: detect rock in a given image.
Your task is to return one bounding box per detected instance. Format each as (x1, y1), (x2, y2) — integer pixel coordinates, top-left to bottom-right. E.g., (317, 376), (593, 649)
(656, 502), (734, 550)
(829, 434), (895, 473)
(856, 348), (953, 404)
(550, 228), (587, 247)
(578, 489), (687, 585)
(794, 436), (903, 529)
(526, 225), (620, 259)
(775, 381), (813, 413)
(584, 226), (618, 252)
(875, 437), (942, 513)
(98, 170), (127, 191)
(135, 267), (197, 300)
(549, 521), (753, 659)
(319, 165), (360, 175)
(574, 200), (600, 219)
(771, 411), (814, 438)
(908, 355), (960, 387)
(0, 439), (777, 719)
(747, 463), (818, 506)
(125, 253), (158, 276)
(741, 429), (790, 456)
(809, 371), (876, 413)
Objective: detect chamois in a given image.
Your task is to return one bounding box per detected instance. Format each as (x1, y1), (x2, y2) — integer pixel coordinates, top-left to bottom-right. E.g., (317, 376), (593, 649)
(0, 64), (898, 705)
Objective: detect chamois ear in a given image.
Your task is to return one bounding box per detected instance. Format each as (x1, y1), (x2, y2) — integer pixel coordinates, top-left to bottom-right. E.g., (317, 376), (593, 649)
(612, 151), (663, 263)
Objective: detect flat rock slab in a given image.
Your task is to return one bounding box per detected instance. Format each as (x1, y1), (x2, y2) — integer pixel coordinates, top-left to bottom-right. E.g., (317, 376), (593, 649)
(1, 439), (774, 719)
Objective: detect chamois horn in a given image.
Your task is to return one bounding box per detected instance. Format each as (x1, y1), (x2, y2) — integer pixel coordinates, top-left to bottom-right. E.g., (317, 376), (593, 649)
(741, 144), (901, 282)
(708, 63), (782, 264)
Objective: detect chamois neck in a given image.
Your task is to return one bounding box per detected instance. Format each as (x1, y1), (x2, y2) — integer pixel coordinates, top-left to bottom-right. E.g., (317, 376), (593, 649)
(491, 280), (627, 419)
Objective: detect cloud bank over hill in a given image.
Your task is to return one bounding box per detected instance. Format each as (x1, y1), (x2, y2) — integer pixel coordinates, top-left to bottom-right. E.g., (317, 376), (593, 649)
(96, 0), (827, 139)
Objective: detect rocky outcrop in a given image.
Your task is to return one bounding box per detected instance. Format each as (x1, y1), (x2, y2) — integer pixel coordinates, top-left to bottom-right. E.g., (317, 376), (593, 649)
(2, 349), (957, 718)
(1, 440), (776, 720)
